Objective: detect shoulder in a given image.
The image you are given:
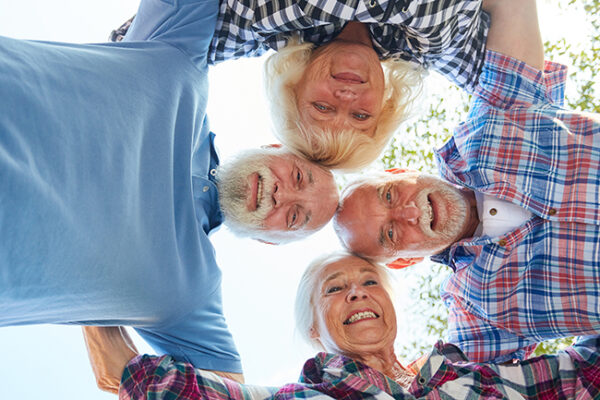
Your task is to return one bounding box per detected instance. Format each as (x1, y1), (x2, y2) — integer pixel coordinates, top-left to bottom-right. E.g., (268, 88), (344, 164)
(473, 50), (568, 109)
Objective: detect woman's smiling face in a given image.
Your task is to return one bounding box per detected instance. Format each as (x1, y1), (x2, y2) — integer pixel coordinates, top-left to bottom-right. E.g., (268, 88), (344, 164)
(310, 256), (396, 357)
(295, 40), (385, 137)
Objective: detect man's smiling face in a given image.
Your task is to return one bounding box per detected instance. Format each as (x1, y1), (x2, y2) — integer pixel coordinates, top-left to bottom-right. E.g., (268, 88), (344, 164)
(334, 172), (476, 260)
(217, 147), (339, 243)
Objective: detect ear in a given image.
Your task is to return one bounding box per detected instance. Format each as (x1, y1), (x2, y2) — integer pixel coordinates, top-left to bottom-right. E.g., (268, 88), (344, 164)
(385, 168), (418, 175)
(386, 257), (424, 270)
(255, 238), (279, 245)
(309, 326), (320, 339)
(260, 143), (283, 149)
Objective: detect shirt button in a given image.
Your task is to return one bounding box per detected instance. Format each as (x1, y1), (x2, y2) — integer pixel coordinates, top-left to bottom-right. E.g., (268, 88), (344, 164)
(548, 208), (557, 216)
(498, 239), (507, 247)
(418, 376), (426, 385)
(370, 0), (376, 7)
(489, 208), (497, 216)
(210, 169), (217, 176)
(202, 186), (209, 192)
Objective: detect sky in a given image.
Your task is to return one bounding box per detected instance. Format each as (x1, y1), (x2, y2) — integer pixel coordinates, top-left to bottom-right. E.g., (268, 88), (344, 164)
(0, 1), (591, 399)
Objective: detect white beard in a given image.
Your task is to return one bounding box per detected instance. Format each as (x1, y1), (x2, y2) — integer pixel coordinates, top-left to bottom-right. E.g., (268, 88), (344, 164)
(216, 150), (277, 238)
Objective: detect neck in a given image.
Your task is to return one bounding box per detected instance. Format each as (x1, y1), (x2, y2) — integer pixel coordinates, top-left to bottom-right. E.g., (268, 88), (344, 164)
(351, 346), (398, 377)
(459, 189), (479, 239)
(334, 21), (373, 47)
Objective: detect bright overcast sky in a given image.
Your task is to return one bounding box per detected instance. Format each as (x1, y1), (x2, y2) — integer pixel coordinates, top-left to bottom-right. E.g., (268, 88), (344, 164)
(0, 1), (590, 399)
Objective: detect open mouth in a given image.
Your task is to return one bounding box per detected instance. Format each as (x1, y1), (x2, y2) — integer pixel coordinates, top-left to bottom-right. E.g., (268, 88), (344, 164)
(427, 194), (437, 231)
(247, 173), (264, 212)
(343, 310), (379, 325)
(332, 72), (365, 84)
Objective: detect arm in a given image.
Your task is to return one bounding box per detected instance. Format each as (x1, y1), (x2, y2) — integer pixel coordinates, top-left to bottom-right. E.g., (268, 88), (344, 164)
(82, 327), (140, 394)
(82, 327), (244, 395)
(482, 0), (544, 69)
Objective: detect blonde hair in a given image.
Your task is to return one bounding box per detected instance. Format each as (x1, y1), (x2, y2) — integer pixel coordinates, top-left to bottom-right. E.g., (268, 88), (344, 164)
(294, 251), (392, 349)
(264, 38), (423, 171)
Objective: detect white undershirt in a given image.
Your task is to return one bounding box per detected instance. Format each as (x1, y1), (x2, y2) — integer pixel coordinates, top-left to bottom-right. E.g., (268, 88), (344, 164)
(474, 192), (533, 238)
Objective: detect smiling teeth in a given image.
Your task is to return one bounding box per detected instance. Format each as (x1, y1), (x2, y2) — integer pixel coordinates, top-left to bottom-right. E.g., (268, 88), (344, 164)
(256, 176), (263, 209)
(427, 199), (433, 224)
(344, 311), (377, 325)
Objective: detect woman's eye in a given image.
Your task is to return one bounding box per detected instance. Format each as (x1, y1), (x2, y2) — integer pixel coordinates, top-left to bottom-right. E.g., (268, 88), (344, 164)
(353, 112), (370, 121)
(364, 280), (378, 286)
(387, 227), (394, 240)
(296, 170), (302, 183)
(313, 103), (328, 111)
(326, 286), (341, 294)
(386, 188), (392, 203)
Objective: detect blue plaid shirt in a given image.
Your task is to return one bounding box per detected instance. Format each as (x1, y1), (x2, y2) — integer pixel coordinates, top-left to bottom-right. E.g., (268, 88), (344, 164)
(434, 50), (600, 363)
(208, 0), (489, 91)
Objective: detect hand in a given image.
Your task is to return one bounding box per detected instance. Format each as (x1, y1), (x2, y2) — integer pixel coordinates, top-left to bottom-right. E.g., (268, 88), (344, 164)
(82, 326), (139, 394)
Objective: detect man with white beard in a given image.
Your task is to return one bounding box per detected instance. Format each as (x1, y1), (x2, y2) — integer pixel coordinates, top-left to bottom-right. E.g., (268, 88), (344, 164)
(0, 0), (338, 382)
(217, 146), (339, 244)
(334, 0), (600, 366)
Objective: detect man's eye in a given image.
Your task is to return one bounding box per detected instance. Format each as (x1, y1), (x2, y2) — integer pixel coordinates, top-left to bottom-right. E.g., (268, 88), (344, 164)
(353, 112), (370, 121)
(295, 169), (302, 184)
(386, 188), (392, 203)
(387, 227), (394, 240)
(313, 103), (329, 112)
(288, 211), (298, 228)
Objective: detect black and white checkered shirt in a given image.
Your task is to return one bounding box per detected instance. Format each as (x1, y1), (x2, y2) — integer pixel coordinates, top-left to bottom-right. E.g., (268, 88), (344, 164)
(209, 0), (489, 91)
(111, 0), (489, 91)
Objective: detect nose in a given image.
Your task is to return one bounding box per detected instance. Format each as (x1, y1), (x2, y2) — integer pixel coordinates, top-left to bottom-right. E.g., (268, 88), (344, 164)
(334, 88), (358, 101)
(346, 284), (368, 302)
(392, 202), (421, 226)
(272, 182), (294, 208)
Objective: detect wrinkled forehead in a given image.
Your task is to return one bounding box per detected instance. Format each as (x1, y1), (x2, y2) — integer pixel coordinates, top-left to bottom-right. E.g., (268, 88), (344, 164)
(313, 255), (381, 291)
(270, 151), (335, 179)
(342, 172), (421, 195)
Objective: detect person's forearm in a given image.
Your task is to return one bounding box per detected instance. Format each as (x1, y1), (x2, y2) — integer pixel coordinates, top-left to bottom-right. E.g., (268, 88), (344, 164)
(483, 0), (544, 69)
(120, 355), (273, 400)
(83, 326), (139, 394)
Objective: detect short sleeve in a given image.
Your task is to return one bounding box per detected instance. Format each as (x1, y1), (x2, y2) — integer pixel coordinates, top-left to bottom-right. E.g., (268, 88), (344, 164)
(134, 303), (242, 374)
(123, 0), (219, 68)
(473, 50), (568, 110)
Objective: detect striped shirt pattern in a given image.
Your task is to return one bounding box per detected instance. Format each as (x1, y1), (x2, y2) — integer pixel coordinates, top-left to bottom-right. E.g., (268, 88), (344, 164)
(434, 50), (600, 363)
(208, 0), (490, 91)
(119, 337), (600, 399)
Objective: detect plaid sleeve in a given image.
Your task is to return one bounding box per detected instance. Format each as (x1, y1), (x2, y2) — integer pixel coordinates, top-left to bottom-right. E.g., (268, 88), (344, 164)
(443, 293), (537, 363)
(473, 50), (569, 109)
(119, 355), (276, 400)
(372, 0), (490, 91)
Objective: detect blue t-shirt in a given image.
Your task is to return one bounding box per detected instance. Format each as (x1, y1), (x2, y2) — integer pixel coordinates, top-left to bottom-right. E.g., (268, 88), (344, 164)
(0, 0), (241, 373)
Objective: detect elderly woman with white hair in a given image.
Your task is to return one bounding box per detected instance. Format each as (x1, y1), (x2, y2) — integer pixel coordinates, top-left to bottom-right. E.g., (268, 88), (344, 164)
(83, 253), (600, 398)
(113, 0), (490, 170)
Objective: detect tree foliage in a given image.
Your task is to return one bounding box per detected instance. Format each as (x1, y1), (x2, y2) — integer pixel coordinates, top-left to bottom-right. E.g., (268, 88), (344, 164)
(382, 0), (600, 361)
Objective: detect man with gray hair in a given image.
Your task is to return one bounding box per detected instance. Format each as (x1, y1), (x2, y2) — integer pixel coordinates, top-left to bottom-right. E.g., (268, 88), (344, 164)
(334, 0), (600, 364)
(0, 0), (337, 384)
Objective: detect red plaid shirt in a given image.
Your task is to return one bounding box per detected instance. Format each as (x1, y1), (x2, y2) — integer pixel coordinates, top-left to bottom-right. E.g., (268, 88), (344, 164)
(119, 337), (600, 399)
(434, 50), (600, 363)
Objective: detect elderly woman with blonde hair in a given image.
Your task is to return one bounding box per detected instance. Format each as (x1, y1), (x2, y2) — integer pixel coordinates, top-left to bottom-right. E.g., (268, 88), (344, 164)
(114, 0), (490, 170)
(83, 253), (600, 398)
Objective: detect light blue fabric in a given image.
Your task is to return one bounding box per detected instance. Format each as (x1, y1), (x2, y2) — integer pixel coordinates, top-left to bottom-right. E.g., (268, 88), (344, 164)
(0, 0), (241, 373)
